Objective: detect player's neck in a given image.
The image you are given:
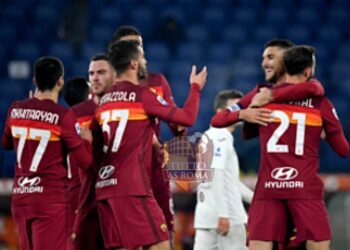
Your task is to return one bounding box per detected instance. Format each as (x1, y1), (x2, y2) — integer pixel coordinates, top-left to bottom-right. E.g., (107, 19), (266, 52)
(284, 74), (307, 84)
(34, 90), (58, 103)
(117, 72), (139, 85)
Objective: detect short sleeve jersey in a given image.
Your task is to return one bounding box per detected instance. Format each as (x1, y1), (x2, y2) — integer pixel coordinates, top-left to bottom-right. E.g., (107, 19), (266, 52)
(2, 98), (84, 205)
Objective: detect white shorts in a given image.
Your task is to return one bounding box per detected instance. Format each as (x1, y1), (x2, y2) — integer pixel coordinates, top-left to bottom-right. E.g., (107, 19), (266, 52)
(194, 224), (247, 250)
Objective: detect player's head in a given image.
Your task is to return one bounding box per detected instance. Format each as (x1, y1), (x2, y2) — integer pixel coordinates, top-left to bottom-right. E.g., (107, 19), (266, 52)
(108, 40), (147, 80)
(33, 56), (64, 92)
(214, 89), (243, 112)
(262, 39), (294, 83)
(89, 53), (116, 97)
(110, 25), (143, 48)
(62, 77), (90, 107)
(283, 45), (316, 80)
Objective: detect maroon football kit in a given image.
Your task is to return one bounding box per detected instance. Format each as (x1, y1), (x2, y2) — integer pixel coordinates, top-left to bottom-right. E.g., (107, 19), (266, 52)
(91, 81), (201, 249)
(140, 73), (182, 232)
(69, 98), (105, 250)
(2, 98), (92, 250)
(212, 80), (348, 249)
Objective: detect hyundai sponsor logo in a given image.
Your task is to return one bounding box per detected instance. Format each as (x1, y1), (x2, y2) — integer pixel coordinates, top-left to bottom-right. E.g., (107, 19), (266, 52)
(99, 165), (115, 180)
(271, 167), (298, 181)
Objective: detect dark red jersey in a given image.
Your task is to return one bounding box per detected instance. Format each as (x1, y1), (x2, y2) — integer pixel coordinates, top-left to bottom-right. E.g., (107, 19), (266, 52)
(140, 72), (185, 138)
(254, 94), (349, 200)
(91, 81), (201, 200)
(71, 99), (99, 212)
(2, 98), (91, 205)
(211, 79), (324, 127)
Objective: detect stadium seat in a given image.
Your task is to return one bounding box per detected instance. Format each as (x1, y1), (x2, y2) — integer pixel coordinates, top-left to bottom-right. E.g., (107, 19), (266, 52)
(176, 42), (203, 62)
(186, 25), (209, 43)
(222, 25), (248, 47)
(202, 9), (226, 32)
(335, 43), (350, 60)
(89, 25), (114, 44)
(264, 7), (290, 32)
(284, 25), (311, 44)
(130, 7), (155, 38)
(13, 43), (41, 62)
(145, 42), (170, 62)
(81, 42), (105, 61)
(48, 42), (73, 62)
(316, 25), (343, 46)
(98, 8), (123, 28)
(294, 8), (321, 29)
(160, 6), (186, 25)
(0, 23), (17, 49)
(230, 8), (256, 29)
(254, 26), (280, 43)
(207, 42), (234, 63)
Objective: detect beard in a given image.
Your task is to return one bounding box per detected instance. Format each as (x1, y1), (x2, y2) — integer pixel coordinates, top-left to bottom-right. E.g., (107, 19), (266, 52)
(137, 65), (148, 80)
(267, 68), (284, 83)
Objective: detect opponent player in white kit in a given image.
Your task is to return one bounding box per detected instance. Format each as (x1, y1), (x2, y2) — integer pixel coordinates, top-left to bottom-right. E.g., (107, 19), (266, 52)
(194, 90), (254, 250)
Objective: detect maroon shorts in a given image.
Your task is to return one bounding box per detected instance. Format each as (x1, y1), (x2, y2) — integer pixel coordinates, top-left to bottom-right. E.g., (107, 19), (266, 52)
(97, 196), (169, 249)
(151, 156), (174, 231)
(11, 203), (69, 250)
(70, 206), (105, 250)
(248, 199), (331, 245)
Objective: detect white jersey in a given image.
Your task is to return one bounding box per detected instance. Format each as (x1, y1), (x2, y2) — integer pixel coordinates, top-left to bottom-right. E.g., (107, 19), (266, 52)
(194, 127), (253, 229)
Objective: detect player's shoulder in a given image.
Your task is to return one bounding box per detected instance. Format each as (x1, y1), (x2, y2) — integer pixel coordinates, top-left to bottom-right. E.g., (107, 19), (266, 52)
(142, 72), (168, 87)
(71, 99), (97, 117)
(204, 128), (229, 144)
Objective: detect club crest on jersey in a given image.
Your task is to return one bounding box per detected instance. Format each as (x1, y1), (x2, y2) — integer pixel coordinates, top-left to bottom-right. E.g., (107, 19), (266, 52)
(157, 96), (169, 106)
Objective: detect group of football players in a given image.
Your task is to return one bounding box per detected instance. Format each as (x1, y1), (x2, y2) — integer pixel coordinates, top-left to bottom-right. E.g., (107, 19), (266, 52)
(2, 24), (349, 250)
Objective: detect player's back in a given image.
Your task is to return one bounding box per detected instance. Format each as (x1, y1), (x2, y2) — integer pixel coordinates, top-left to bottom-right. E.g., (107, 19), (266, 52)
(93, 81), (155, 199)
(256, 95), (326, 200)
(4, 98), (81, 205)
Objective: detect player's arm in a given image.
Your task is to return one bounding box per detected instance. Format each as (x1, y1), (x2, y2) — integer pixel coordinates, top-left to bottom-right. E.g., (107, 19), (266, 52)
(90, 114), (105, 170)
(160, 74), (187, 136)
(211, 106), (272, 128)
(237, 181), (254, 204)
(61, 110), (92, 169)
(321, 98), (349, 157)
(2, 104), (14, 150)
(143, 66), (207, 126)
(250, 79), (324, 107)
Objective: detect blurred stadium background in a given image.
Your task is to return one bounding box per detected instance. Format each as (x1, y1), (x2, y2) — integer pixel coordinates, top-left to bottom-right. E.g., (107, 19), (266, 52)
(0, 0), (349, 249)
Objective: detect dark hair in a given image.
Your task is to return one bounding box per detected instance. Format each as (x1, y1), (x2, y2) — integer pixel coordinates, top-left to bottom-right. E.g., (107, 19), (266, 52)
(264, 39), (295, 49)
(91, 53), (110, 62)
(283, 45), (316, 75)
(214, 89), (243, 111)
(62, 77), (90, 107)
(111, 25), (141, 44)
(34, 56), (64, 91)
(108, 40), (140, 76)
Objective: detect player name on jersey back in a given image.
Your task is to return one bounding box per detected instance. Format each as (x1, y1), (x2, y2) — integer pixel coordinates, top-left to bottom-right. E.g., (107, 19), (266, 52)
(100, 91), (136, 104)
(10, 108), (59, 125)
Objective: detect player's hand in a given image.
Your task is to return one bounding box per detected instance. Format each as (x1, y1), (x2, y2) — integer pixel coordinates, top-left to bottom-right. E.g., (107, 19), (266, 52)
(250, 87), (273, 108)
(321, 128), (326, 140)
(80, 126), (92, 143)
(217, 217), (230, 236)
(190, 65), (207, 90)
(239, 108), (273, 126)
